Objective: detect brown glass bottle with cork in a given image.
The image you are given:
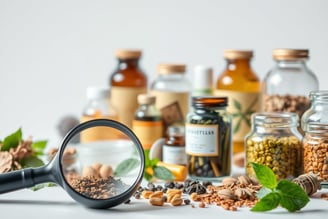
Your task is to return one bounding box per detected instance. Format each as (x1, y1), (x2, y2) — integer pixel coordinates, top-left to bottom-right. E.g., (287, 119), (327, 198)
(215, 50), (261, 155)
(132, 94), (163, 151)
(109, 49), (147, 129)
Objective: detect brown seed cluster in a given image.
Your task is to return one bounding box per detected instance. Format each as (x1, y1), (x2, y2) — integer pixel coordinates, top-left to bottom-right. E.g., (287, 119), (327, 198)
(141, 189), (185, 207)
(69, 176), (128, 199)
(190, 176), (261, 211)
(262, 94), (310, 118)
(303, 138), (328, 182)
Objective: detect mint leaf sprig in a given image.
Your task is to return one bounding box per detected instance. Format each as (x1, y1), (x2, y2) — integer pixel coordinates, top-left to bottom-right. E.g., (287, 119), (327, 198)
(251, 162), (310, 212)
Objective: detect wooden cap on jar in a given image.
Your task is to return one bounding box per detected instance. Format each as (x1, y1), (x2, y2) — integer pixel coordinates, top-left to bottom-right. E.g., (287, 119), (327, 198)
(273, 49), (309, 60)
(115, 49), (142, 59)
(157, 64), (186, 74)
(224, 49), (253, 60)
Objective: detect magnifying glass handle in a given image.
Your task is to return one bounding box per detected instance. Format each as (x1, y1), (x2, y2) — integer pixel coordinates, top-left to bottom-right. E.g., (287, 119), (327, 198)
(0, 165), (54, 194)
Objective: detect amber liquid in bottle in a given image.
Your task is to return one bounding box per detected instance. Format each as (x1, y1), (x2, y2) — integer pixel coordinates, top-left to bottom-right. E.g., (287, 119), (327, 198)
(109, 50), (147, 129)
(215, 50), (261, 154)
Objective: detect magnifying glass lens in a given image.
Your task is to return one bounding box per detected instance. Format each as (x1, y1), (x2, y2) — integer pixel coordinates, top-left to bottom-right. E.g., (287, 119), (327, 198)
(61, 124), (142, 200)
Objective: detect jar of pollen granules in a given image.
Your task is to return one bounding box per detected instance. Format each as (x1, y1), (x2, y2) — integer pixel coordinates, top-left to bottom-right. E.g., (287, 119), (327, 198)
(245, 112), (302, 180)
(185, 96), (232, 180)
(303, 122), (328, 182)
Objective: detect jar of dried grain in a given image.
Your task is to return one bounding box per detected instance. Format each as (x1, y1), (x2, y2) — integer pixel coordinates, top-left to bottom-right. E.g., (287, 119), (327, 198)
(245, 112), (303, 180)
(302, 122), (328, 183)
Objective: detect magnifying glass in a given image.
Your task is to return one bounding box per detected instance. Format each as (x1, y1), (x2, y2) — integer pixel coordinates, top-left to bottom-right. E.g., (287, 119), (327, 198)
(0, 119), (145, 209)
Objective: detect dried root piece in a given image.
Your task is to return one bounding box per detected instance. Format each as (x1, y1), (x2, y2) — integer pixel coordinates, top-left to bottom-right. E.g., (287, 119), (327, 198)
(292, 173), (321, 196)
(0, 151), (14, 173)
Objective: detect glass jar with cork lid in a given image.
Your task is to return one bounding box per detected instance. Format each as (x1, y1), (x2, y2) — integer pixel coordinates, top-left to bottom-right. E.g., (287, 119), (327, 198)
(150, 64), (191, 133)
(262, 49), (319, 132)
(215, 49), (261, 155)
(245, 112), (303, 180)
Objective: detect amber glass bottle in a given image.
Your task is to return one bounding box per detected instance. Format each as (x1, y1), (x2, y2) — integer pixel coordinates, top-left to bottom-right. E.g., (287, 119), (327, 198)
(109, 49), (147, 129)
(132, 94), (163, 150)
(215, 50), (261, 154)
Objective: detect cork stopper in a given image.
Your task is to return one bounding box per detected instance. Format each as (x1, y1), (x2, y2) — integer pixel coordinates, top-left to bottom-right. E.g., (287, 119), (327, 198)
(273, 49), (309, 60)
(157, 64), (186, 74)
(224, 49), (253, 60)
(115, 49), (142, 59)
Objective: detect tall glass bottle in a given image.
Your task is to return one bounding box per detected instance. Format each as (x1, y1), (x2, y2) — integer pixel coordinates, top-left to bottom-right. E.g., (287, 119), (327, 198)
(132, 94), (163, 151)
(215, 50), (261, 154)
(262, 49), (319, 132)
(109, 49), (147, 129)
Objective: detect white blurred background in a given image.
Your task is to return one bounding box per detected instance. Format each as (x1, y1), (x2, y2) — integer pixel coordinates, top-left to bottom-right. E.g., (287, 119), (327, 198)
(1, 0), (327, 147)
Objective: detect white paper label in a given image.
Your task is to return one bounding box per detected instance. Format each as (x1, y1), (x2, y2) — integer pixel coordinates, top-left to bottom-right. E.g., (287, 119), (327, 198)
(162, 145), (187, 165)
(185, 124), (219, 156)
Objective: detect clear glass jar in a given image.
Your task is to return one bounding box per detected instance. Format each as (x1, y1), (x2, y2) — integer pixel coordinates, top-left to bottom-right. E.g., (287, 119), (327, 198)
(215, 50), (261, 154)
(150, 64), (192, 132)
(109, 49), (147, 129)
(245, 112), (302, 180)
(302, 122), (328, 182)
(132, 94), (163, 150)
(186, 97), (232, 180)
(162, 125), (186, 165)
(301, 90), (328, 132)
(262, 49), (319, 131)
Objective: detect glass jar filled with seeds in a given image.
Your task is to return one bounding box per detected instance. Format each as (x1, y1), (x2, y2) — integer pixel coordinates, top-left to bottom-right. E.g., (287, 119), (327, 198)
(245, 112), (302, 180)
(262, 49), (319, 134)
(186, 97), (232, 180)
(302, 122), (328, 183)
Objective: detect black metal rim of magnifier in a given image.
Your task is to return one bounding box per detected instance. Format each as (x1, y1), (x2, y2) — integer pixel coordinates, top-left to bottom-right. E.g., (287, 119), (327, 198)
(58, 118), (145, 209)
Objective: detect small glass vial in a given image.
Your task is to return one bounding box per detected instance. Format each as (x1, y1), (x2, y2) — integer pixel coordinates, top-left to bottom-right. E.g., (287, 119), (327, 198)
(109, 49), (147, 129)
(192, 65), (213, 96)
(162, 125), (186, 165)
(80, 87), (119, 142)
(150, 64), (192, 131)
(132, 94), (163, 150)
(245, 112), (302, 180)
(186, 97), (232, 180)
(301, 90), (328, 132)
(302, 122), (328, 183)
(262, 49), (319, 132)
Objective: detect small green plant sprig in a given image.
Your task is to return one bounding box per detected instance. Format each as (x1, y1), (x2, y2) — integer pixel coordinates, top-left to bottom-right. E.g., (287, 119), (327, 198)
(251, 162), (310, 212)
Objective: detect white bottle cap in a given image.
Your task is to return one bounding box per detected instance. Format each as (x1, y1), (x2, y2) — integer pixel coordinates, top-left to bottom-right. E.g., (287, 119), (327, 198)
(86, 87), (110, 100)
(193, 65), (213, 89)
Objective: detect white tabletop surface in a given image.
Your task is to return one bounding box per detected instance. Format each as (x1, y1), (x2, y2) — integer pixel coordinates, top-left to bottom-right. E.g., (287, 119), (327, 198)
(0, 182), (327, 219)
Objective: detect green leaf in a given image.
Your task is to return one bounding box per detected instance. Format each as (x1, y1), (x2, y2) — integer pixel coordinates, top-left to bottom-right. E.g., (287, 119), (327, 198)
(233, 118), (242, 134)
(1, 128), (23, 151)
(21, 156), (44, 168)
(114, 158), (140, 176)
(31, 140), (47, 156)
(233, 99), (242, 111)
(31, 183), (57, 191)
(277, 180), (310, 212)
(144, 171), (153, 181)
(251, 162), (277, 189)
(256, 187), (272, 199)
(251, 192), (281, 212)
(153, 166), (175, 181)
